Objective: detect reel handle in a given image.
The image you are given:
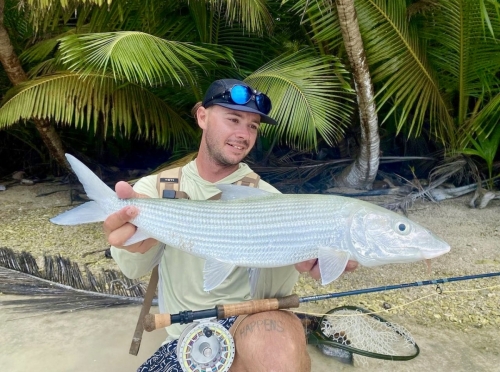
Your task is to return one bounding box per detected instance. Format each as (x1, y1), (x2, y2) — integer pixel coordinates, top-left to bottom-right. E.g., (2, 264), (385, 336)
(143, 295), (300, 332)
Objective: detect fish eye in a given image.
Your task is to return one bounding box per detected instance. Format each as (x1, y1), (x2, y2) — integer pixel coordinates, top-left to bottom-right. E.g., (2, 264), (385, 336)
(395, 221), (411, 235)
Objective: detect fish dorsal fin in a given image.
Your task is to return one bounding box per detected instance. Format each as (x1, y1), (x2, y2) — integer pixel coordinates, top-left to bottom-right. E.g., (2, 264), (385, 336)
(215, 184), (271, 201)
(318, 247), (350, 285)
(203, 258), (236, 291)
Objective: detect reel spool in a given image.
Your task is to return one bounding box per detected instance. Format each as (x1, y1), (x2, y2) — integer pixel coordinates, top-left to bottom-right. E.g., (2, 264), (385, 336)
(177, 318), (235, 372)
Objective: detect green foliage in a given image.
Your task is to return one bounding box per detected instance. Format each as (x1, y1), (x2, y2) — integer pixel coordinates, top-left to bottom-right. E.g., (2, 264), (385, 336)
(420, 0), (500, 147)
(290, 0), (500, 155)
(1, 0), (356, 154)
(247, 50), (354, 150)
(458, 95), (500, 189)
(460, 132), (500, 189)
(479, 0), (500, 38)
(3, 0), (499, 163)
(58, 31), (234, 86)
(0, 72), (198, 147)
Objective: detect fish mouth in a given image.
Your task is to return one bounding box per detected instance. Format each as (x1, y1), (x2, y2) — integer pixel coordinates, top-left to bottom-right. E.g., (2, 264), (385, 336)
(420, 231), (451, 260)
(422, 243), (451, 259)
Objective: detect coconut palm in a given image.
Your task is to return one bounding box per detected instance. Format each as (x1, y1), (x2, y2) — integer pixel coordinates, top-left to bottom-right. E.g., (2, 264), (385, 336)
(332, 0), (380, 189)
(293, 0), (500, 186)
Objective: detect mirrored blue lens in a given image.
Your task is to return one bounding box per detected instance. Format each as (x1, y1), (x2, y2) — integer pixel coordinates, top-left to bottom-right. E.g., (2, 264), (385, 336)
(230, 85), (252, 104)
(255, 94), (271, 115)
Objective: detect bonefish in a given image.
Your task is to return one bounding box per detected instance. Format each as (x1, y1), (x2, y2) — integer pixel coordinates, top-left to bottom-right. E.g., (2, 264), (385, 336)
(51, 154), (450, 293)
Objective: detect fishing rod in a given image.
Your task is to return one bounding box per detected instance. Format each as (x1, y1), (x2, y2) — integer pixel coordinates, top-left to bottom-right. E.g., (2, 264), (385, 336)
(144, 271), (500, 331)
(144, 271), (500, 372)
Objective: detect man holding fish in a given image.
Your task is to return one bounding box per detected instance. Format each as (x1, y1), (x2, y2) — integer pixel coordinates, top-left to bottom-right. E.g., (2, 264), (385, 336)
(105, 79), (356, 371)
(52, 78), (449, 370)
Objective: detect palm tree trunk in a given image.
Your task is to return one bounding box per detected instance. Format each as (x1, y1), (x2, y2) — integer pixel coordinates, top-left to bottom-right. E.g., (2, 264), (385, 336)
(334, 0), (379, 189)
(0, 0), (70, 171)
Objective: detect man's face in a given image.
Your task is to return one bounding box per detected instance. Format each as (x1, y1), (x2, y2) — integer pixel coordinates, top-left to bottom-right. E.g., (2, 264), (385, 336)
(198, 105), (261, 166)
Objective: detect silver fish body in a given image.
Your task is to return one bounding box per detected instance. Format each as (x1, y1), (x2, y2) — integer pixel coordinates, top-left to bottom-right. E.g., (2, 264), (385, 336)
(51, 155), (451, 291)
(107, 195), (444, 267)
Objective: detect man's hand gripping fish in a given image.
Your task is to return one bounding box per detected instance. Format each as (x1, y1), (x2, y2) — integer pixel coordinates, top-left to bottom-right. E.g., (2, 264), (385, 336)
(51, 154), (450, 293)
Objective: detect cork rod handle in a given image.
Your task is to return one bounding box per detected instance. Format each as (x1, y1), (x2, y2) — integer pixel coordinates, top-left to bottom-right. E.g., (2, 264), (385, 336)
(144, 313), (171, 332)
(217, 295), (300, 318)
(142, 295), (300, 332)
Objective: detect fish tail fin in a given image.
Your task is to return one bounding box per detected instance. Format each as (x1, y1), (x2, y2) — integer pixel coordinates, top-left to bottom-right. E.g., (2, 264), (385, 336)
(50, 201), (108, 225)
(50, 154), (117, 225)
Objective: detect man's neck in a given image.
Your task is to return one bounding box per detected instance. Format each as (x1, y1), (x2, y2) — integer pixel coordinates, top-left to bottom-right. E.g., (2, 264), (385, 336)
(195, 156), (239, 183)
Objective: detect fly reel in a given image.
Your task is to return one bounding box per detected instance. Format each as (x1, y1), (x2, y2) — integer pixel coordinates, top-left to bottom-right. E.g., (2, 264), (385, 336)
(177, 318), (236, 372)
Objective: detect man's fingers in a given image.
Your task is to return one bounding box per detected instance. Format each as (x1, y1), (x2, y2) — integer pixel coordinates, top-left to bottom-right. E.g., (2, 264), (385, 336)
(295, 258), (358, 281)
(345, 260), (358, 272)
(103, 182), (152, 251)
(107, 222), (137, 247)
(103, 206), (138, 234)
(295, 259), (316, 273)
(115, 181), (149, 199)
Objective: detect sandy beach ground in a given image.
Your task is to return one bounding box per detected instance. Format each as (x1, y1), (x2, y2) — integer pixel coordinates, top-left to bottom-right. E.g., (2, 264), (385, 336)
(0, 181), (499, 371)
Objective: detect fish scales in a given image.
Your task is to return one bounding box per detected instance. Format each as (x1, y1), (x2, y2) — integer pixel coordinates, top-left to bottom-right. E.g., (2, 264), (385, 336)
(120, 196), (343, 267)
(51, 154), (451, 290)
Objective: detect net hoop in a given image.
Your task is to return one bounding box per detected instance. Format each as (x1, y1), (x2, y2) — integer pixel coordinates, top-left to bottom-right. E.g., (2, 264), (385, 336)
(308, 306), (420, 361)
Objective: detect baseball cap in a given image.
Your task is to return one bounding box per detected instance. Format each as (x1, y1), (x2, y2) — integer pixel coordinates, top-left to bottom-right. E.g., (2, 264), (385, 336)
(202, 79), (278, 125)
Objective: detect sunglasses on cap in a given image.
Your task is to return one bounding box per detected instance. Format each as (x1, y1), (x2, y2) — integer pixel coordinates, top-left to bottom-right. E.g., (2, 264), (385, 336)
(205, 84), (272, 115)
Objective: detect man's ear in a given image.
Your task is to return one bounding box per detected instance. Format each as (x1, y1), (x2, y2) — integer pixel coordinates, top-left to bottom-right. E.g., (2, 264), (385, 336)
(197, 106), (208, 130)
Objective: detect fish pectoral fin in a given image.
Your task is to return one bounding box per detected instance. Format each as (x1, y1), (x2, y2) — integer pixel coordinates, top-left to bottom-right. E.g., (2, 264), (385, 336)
(123, 227), (152, 246)
(203, 259), (236, 292)
(318, 247), (350, 285)
(247, 268), (261, 298)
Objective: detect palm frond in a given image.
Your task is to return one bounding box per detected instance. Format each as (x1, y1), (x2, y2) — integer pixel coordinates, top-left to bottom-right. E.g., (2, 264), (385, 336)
(187, 2), (279, 75)
(20, 0), (86, 32)
(0, 72), (198, 147)
(472, 93), (500, 134)
(26, 58), (61, 78)
(20, 29), (77, 65)
(215, 20), (277, 75)
(207, 0), (274, 35)
(247, 49), (354, 150)
(58, 31), (234, 87)
(479, 0), (500, 38)
(422, 0), (500, 130)
(76, 0), (188, 36)
(0, 247), (151, 313)
(352, 0), (454, 145)
(22, 0), (107, 9)
(290, 0), (344, 52)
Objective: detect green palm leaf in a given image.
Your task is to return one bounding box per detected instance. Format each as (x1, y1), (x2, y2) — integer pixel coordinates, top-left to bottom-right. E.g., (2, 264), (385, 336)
(246, 50), (354, 150)
(289, 0), (344, 52)
(58, 31), (234, 86)
(422, 0), (500, 135)
(206, 0), (274, 35)
(23, 0), (106, 8)
(479, 0), (500, 38)
(0, 72), (198, 147)
(352, 0), (454, 145)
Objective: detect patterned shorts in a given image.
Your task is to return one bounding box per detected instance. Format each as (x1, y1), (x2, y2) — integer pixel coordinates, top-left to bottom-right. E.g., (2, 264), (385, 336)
(137, 317), (237, 372)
